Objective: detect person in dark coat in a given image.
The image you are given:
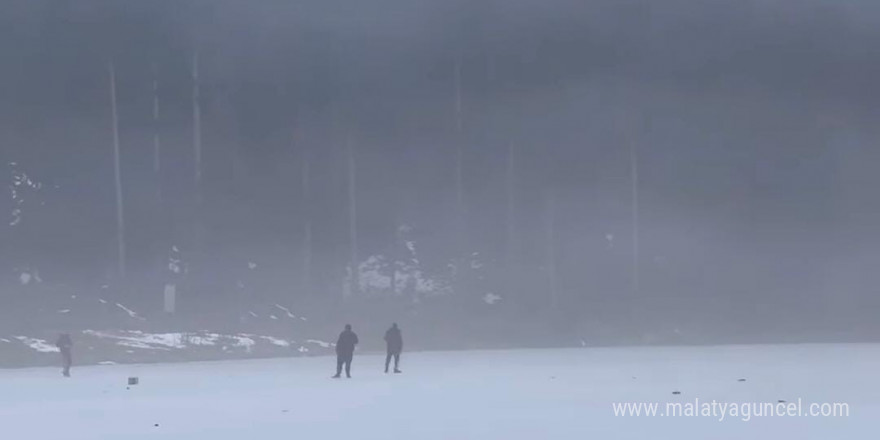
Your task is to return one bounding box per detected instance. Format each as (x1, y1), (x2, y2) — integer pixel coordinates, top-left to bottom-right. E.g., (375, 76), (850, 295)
(333, 324), (359, 378)
(384, 323), (403, 374)
(56, 333), (73, 377)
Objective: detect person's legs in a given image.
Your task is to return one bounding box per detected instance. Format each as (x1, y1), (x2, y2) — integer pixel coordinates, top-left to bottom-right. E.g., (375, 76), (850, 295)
(385, 352), (392, 373)
(61, 351), (71, 377)
(393, 352), (401, 372)
(343, 354), (353, 378)
(333, 355), (343, 378)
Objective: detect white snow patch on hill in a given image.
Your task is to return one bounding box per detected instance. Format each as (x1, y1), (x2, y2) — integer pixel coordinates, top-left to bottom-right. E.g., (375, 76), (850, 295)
(306, 339), (334, 348)
(273, 304), (305, 320)
(483, 292), (502, 305)
(115, 303), (146, 321)
(231, 336), (255, 350)
(187, 334), (222, 346)
(80, 331), (278, 353)
(260, 336), (291, 347)
(13, 336), (58, 353)
(84, 331), (181, 350)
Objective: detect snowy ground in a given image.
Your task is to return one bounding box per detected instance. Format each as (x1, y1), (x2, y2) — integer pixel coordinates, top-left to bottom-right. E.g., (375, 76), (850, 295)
(1, 344), (877, 439)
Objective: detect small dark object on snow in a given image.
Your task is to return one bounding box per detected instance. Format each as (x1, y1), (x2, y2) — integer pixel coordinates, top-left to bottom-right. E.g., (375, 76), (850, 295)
(282, 410), (289, 413)
(126, 387), (130, 390)
(738, 378), (746, 382)
(778, 400), (786, 403)
(672, 391), (682, 395)
(128, 377), (139, 386)
(153, 424), (159, 428)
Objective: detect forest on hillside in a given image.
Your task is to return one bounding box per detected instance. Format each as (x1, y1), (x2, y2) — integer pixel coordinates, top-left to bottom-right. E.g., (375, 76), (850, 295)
(3, 0), (879, 345)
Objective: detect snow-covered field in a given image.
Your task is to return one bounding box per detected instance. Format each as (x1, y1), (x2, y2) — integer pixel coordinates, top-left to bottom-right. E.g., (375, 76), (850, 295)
(1, 344), (877, 439)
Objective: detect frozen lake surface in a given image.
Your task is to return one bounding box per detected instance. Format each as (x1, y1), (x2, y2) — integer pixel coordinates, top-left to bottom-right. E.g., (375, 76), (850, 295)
(1, 344), (877, 439)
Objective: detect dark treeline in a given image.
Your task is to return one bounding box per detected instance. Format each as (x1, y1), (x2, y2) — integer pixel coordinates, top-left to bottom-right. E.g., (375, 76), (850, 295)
(2, 0), (879, 343)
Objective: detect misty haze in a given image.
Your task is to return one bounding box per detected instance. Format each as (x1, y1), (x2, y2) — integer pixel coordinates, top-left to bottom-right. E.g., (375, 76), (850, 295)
(1, 1), (877, 439)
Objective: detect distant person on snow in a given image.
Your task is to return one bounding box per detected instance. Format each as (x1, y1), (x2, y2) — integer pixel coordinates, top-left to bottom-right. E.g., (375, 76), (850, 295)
(333, 324), (359, 379)
(56, 333), (73, 377)
(384, 323), (403, 374)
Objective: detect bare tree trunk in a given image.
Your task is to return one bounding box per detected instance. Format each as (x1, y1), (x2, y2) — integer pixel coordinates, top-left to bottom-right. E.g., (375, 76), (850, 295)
(546, 189), (558, 309)
(389, 221), (403, 296)
(152, 63), (162, 202)
(454, 56), (464, 212)
(453, 56), (465, 256)
(506, 142), (517, 263)
(630, 137), (640, 295)
(301, 149), (312, 295)
(109, 62), (126, 281)
(347, 136), (359, 297)
(152, 64), (161, 175)
(190, 51), (205, 261)
(504, 141), (519, 302)
(389, 230), (398, 296)
(192, 52), (203, 203)
(452, 55), (469, 296)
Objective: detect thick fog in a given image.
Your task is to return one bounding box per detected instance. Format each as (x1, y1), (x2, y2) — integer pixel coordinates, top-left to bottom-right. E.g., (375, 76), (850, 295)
(2, 0), (879, 359)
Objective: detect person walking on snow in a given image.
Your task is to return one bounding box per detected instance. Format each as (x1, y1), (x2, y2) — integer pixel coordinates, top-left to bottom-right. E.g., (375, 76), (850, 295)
(56, 333), (73, 377)
(333, 324), (359, 378)
(384, 323), (403, 374)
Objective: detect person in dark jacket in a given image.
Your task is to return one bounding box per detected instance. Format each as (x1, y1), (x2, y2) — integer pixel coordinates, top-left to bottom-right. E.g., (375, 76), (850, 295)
(333, 324), (359, 378)
(384, 323), (403, 374)
(56, 333), (73, 377)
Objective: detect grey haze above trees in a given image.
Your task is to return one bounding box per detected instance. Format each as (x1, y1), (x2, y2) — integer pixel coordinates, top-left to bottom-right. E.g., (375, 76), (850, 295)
(2, 0), (879, 341)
